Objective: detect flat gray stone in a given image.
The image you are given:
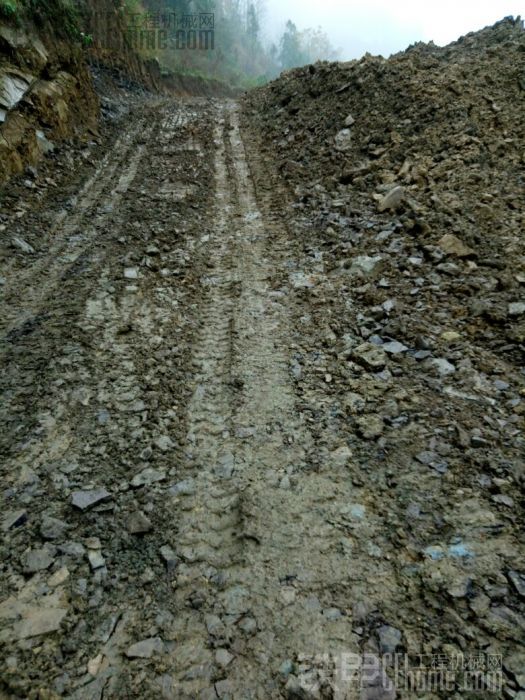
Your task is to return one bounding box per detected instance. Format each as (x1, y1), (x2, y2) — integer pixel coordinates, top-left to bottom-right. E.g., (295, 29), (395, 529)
(508, 570), (525, 599)
(131, 468), (165, 488)
(509, 302), (525, 317)
(41, 515), (69, 540)
(11, 236), (35, 254)
(71, 489), (112, 511)
(382, 340), (408, 354)
(126, 511), (152, 534)
(378, 185), (404, 212)
(378, 625), (402, 653)
(125, 637), (164, 659)
(2, 509), (27, 531)
(14, 607), (67, 639)
(349, 255), (383, 277)
(351, 342), (387, 371)
(22, 546), (56, 573)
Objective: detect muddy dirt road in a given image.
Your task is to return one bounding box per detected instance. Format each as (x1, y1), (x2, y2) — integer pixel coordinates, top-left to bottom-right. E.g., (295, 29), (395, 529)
(0, 99), (523, 699)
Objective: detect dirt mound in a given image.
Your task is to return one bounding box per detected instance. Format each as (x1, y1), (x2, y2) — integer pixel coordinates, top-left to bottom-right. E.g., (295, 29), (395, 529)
(244, 16), (525, 359)
(239, 16), (525, 696)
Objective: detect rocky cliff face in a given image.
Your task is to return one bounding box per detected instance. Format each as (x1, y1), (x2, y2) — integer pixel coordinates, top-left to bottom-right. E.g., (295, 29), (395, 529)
(0, 13), (99, 184)
(0, 0), (172, 186)
(81, 0), (163, 93)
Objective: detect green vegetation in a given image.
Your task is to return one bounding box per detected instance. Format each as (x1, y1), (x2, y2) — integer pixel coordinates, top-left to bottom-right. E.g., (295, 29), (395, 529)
(0, 0), (80, 37)
(27, 0), (79, 37)
(0, 0), (19, 20)
(0, 0), (339, 88)
(132, 1), (339, 88)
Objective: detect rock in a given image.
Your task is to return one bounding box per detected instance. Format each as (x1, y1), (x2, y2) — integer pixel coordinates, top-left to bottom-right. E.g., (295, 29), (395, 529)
(154, 435), (174, 451)
(159, 545), (178, 571)
(415, 450), (438, 465)
(508, 570), (525, 599)
(238, 616), (257, 635)
(124, 267), (139, 279)
(382, 340), (408, 354)
(428, 357), (456, 376)
(126, 511), (152, 534)
(349, 255), (383, 277)
(331, 445), (353, 466)
(441, 330), (461, 343)
(131, 467), (166, 487)
(280, 659), (295, 677)
(508, 302), (525, 317)
(343, 392), (366, 414)
(284, 674), (317, 699)
(87, 550), (105, 570)
(125, 637), (164, 659)
(334, 128), (352, 151)
(71, 488), (112, 511)
(469, 592), (490, 616)
(351, 342), (387, 371)
(48, 566), (70, 587)
(41, 515), (69, 540)
(11, 236), (35, 254)
(36, 129), (54, 154)
(22, 545), (56, 573)
(437, 233), (475, 258)
(205, 614), (225, 636)
(0, 71), (32, 110)
(215, 648), (234, 667)
(215, 680), (233, 698)
(504, 650), (525, 689)
(491, 494), (514, 507)
(59, 541), (85, 559)
(377, 185), (404, 212)
(345, 503), (366, 520)
(413, 350), (432, 361)
(2, 509), (27, 531)
(344, 114), (355, 127)
(168, 479), (196, 496)
(356, 415), (384, 439)
(447, 576), (472, 598)
(493, 379), (509, 391)
(87, 653), (104, 677)
(14, 607), (67, 639)
(377, 625), (402, 653)
(280, 475), (291, 490)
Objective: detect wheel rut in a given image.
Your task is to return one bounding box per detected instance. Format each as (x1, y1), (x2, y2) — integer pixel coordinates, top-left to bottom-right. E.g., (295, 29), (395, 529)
(165, 102), (359, 699)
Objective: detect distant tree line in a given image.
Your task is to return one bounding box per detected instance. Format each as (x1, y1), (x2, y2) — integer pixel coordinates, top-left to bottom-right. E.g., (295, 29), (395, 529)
(127, 0), (339, 86)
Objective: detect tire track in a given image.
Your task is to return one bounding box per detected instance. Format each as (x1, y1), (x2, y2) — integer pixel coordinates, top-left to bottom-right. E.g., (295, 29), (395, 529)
(0, 116), (151, 340)
(164, 103), (360, 699)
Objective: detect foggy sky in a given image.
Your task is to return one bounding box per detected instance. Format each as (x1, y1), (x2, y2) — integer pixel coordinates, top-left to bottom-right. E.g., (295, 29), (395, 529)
(262, 0), (524, 60)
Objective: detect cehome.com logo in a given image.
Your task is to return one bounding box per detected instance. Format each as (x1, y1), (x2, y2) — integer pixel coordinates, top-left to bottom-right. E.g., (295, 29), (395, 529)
(125, 28), (215, 51)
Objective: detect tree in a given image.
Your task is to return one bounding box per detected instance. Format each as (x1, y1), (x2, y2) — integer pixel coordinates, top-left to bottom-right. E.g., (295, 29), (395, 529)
(279, 20), (303, 70)
(300, 26), (340, 63)
(247, 2), (259, 41)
